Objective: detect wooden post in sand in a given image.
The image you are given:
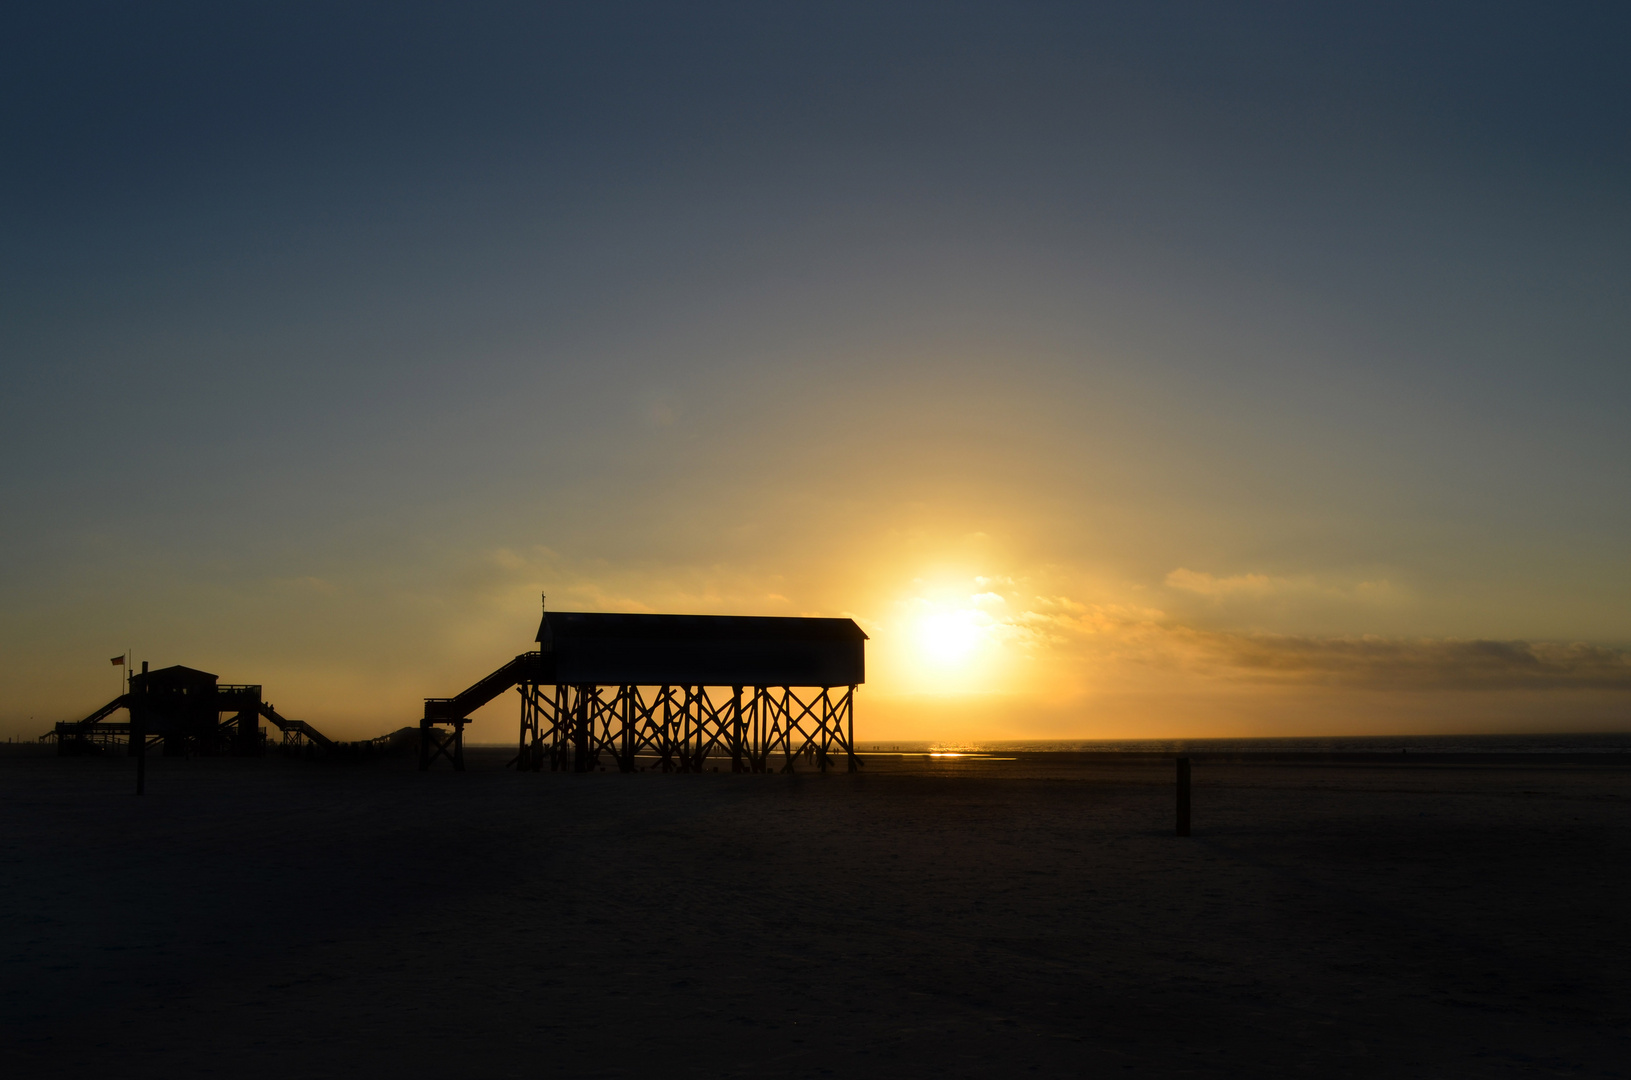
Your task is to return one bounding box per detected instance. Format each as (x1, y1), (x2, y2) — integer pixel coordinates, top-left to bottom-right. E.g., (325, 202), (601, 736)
(134, 660), (148, 796)
(1176, 756), (1191, 836)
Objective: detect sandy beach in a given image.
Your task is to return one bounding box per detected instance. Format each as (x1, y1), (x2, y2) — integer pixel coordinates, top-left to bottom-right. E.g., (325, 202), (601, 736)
(2, 746), (1627, 1078)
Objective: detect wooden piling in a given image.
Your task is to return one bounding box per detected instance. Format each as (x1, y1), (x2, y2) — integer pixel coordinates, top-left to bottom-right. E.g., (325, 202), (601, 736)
(135, 661), (148, 795)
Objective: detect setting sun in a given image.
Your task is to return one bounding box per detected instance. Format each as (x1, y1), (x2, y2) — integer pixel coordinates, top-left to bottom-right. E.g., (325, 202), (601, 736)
(916, 608), (981, 664)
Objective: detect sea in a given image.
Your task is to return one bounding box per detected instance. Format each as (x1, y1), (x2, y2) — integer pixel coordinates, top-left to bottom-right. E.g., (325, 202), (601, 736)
(860, 732), (1631, 755)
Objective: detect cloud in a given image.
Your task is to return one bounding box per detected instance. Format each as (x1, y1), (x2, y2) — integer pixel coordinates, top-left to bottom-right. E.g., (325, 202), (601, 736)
(1187, 633), (1631, 691)
(963, 596), (1172, 651)
(1165, 568), (1276, 596)
(995, 590), (1631, 692)
(1164, 568), (1400, 604)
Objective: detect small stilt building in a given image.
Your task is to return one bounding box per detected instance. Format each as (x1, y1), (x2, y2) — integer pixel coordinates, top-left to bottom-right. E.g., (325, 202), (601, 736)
(51, 662), (332, 756)
(422, 611), (867, 773)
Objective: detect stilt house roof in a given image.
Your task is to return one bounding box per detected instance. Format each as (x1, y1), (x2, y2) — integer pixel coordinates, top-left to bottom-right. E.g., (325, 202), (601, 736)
(534, 612), (867, 687)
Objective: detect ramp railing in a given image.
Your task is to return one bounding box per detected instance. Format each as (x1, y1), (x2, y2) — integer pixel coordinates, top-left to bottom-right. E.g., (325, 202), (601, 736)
(258, 702), (335, 751)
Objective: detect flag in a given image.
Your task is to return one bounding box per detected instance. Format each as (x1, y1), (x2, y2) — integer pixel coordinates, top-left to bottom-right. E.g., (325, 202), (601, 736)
(111, 656), (124, 666)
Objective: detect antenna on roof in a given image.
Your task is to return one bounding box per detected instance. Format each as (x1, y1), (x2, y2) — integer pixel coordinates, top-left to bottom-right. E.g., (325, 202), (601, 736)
(541, 592), (547, 613)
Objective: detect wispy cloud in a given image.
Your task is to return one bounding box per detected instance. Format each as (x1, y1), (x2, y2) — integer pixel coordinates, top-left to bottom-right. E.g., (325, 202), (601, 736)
(971, 583), (1631, 692)
(1186, 632), (1631, 690)
(1165, 568), (1276, 596)
(1164, 568), (1400, 604)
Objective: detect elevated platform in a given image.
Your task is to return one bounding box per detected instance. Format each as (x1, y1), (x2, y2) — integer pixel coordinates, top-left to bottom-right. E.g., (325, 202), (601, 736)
(47, 667), (335, 758)
(420, 612), (866, 773)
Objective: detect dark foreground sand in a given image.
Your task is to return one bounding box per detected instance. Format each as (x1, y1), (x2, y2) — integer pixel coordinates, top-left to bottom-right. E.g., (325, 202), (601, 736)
(2, 746), (1627, 1078)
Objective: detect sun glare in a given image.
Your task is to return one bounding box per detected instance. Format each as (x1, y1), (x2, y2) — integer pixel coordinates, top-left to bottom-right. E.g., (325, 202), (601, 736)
(917, 608), (981, 664)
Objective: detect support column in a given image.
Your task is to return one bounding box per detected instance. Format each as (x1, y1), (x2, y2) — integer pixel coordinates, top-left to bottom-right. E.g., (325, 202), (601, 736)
(573, 686), (590, 773)
(133, 661), (149, 793)
(684, 686), (698, 772)
(552, 684), (567, 771)
(531, 685), (547, 772)
(659, 686), (675, 772)
(785, 687), (800, 774)
(234, 693), (261, 757)
(818, 687), (832, 773)
(730, 686), (744, 773)
(777, 687), (790, 773)
(516, 683), (533, 772)
(845, 685), (857, 772)
(679, 686), (692, 772)
(619, 685), (636, 772)
(539, 685), (548, 770)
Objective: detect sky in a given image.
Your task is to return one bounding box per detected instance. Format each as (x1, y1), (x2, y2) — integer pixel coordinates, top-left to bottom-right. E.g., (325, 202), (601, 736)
(3, 2), (1629, 742)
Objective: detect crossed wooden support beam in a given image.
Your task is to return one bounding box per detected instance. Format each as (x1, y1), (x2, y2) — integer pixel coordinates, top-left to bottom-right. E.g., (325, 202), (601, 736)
(504, 683), (858, 775)
(419, 718), (466, 772)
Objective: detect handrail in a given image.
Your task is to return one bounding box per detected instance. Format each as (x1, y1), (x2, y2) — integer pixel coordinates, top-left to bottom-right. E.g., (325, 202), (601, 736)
(424, 652), (543, 722)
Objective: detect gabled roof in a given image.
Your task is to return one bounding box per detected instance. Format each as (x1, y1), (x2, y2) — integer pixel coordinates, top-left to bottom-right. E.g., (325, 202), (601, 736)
(532, 611), (867, 687)
(536, 611), (867, 645)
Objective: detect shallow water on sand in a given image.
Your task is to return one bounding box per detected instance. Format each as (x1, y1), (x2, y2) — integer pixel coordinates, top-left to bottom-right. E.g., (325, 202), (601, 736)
(865, 731), (1631, 755)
